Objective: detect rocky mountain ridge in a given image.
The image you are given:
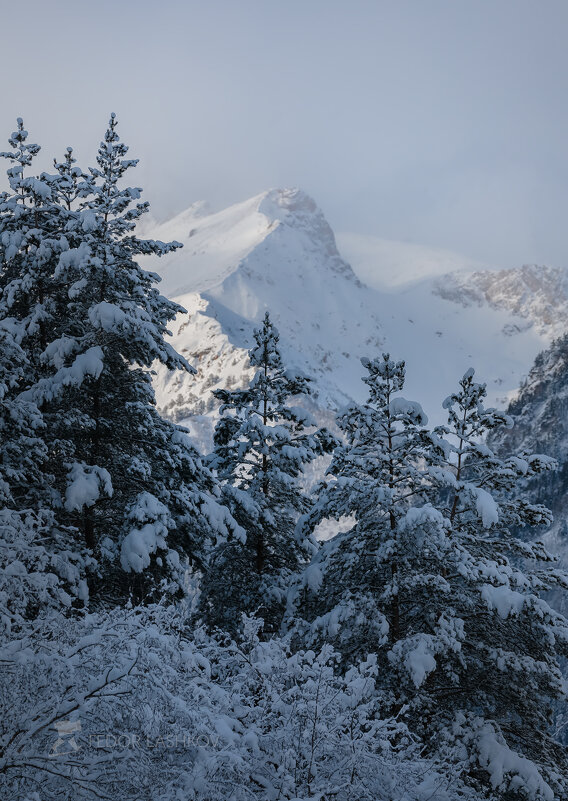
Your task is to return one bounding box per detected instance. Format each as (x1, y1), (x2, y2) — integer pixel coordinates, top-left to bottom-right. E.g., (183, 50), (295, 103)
(433, 264), (568, 338)
(487, 334), (568, 576)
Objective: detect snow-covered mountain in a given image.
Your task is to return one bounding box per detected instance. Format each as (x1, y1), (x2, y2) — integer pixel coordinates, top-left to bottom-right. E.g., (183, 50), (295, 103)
(148, 188), (383, 440)
(433, 264), (568, 338)
(147, 188), (565, 438)
(487, 334), (568, 578)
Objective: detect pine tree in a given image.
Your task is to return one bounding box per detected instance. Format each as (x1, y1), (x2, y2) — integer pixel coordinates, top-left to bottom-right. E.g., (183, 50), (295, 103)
(295, 359), (568, 799)
(0, 119), (66, 444)
(0, 324), (45, 509)
(290, 354), (433, 656)
(1, 115), (237, 602)
(0, 132), (92, 624)
(198, 311), (336, 634)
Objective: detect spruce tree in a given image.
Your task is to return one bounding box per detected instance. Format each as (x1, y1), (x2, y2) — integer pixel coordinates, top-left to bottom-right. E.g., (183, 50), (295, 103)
(198, 311), (336, 634)
(0, 325), (45, 509)
(0, 119), (66, 431)
(295, 359), (568, 799)
(0, 130), (92, 622)
(1, 116), (237, 602)
(291, 354), (433, 657)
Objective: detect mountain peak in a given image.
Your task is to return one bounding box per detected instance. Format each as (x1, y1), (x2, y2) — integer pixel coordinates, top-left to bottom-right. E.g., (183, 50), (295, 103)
(257, 187), (319, 222)
(147, 187), (358, 298)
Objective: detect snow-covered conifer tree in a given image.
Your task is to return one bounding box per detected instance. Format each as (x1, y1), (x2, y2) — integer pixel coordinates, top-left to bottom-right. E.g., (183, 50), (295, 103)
(199, 312), (336, 634)
(291, 353), (431, 654)
(295, 359), (568, 799)
(0, 325), (45, 508)
(0, 119), (65, 429)
(1, 116), (236, 602)
(0, 123), (94, 633)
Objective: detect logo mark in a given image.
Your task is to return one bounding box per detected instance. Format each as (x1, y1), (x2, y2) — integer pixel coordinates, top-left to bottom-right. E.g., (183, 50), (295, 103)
(49, 719), (82, 757)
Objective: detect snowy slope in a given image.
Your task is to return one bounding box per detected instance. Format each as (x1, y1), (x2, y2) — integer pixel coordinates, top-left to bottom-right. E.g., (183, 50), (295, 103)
(147, 194), (274, 298)
(148, 188), (561, 440)
(336, 232), (489, 290)
(149, 189), (383, 445)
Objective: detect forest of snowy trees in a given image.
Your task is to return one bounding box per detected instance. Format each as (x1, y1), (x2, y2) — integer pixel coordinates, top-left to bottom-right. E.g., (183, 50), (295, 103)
(1, 117), (568, 801)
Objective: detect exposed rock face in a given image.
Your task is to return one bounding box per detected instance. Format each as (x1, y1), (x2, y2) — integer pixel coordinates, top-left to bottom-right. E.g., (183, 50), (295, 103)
(488, 334), (568, 570)
(434, 264), (568, 337)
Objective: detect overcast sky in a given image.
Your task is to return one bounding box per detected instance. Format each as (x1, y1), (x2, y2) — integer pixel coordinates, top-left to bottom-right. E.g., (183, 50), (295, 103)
(2, 0), (567, 268)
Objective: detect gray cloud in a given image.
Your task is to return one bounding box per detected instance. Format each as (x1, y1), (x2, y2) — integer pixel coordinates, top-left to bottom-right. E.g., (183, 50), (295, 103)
(2, 0), (567, 268)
